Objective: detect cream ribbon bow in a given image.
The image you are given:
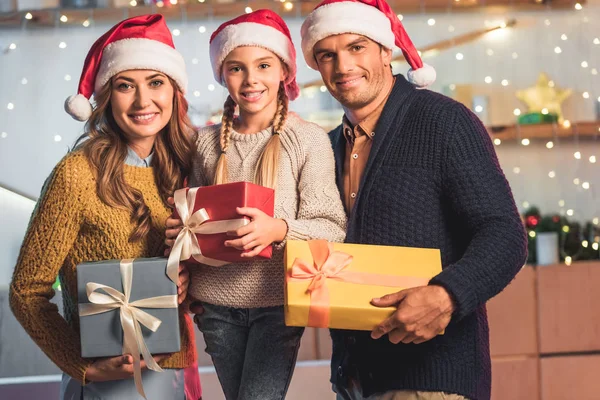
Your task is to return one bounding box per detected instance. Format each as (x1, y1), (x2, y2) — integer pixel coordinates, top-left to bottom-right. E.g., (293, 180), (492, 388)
(166, 187), (249, 274)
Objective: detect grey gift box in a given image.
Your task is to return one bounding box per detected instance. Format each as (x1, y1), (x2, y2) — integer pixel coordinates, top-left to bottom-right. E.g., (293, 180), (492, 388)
(77, 257), (181, 358)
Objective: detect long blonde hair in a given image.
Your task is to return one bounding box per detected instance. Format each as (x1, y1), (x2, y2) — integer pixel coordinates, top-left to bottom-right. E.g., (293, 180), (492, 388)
(76, 77), (195, 242)
(213, 81), (289, 189)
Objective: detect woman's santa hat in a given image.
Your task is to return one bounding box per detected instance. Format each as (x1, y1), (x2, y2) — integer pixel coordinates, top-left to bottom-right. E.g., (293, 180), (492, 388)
(209, 9), (300, 101)
(65, 14), (187, 121)
(300, 0), (436, 88)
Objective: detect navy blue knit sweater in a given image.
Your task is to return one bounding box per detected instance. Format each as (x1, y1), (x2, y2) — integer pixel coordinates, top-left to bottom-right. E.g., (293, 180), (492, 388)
(328, 75), (527, 400)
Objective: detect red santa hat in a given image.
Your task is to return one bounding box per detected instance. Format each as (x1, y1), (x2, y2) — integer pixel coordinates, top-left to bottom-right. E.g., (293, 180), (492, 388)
(300, 0), (436, 88)
(209, 9), (300, 101)
(65, 14), (187, 121)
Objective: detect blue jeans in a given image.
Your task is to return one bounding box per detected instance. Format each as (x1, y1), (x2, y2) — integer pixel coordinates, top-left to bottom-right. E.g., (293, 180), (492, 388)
(196, 303), (304, 400)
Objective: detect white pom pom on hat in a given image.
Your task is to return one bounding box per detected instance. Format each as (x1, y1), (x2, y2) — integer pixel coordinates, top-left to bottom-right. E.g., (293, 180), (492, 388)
(65, 94), (93, 122)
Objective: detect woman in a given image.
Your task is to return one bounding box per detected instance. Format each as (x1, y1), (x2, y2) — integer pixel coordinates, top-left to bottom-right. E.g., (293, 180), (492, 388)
(10, 14), (201, 400)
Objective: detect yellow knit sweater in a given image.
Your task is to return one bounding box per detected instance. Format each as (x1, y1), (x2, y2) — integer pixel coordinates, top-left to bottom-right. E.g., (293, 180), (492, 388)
(9, 151), (196, 384)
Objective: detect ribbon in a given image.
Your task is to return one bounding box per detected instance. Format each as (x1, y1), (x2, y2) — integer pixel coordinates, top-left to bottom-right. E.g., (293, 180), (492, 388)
(166, 187), (250, 276)
(78, 259), (178, 399)
(287, 240), (430, 328)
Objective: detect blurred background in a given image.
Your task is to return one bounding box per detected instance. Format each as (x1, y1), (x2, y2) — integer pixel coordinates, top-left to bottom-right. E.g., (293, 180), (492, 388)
(1, 0), (599, 398)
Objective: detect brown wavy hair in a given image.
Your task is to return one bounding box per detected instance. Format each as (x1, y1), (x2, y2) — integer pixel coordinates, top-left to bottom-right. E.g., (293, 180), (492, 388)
(75, 77), (196, 242)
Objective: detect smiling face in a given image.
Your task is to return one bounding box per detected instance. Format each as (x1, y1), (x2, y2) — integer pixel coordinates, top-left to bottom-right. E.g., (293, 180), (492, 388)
(110, 69), (174, 145)
(313, 33), (392, 111)
(221, 46), (287, 122)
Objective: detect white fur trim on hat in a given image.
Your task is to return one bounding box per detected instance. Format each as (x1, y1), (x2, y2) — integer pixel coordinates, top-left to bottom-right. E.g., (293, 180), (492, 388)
(65, 94), (93, 121)
(95, 38), (188, 93)
(209, 22), (295, 85)
(301, 2), (395, 70)
(407, 63), (436, 88)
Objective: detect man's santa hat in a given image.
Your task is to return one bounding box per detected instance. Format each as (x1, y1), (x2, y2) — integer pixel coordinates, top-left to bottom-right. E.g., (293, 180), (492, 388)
(65, 14), (187, 121)
(300, 0), (436, 88)
(209, 9), (300, 100)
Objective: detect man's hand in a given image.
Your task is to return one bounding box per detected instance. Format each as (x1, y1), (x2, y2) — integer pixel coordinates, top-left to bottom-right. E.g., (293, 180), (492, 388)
(224, 207), (287, 258)
(370, 285), (455, 345)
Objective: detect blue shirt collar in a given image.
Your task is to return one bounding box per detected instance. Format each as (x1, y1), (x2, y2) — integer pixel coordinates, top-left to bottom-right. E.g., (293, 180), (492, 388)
(125, 146), (153, 167)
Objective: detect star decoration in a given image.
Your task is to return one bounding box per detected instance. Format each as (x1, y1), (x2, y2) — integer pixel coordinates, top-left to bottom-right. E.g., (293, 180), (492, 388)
(516, 73), (572, 122)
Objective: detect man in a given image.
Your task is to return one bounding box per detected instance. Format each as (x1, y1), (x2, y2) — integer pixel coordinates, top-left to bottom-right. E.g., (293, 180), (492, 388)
(300, 0), (527, 399)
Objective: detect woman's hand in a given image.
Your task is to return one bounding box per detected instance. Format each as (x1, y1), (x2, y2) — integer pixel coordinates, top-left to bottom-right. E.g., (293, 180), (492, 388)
(85, 354), (170, 382)
(164, 197), (183, 255)
(177, 263), (190, 304)
(224, 207), (287, 258)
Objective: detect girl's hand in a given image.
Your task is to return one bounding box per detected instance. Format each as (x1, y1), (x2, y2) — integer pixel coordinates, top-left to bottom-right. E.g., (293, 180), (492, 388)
(85, 354), (169, 382)
(224, 207), (287, 258)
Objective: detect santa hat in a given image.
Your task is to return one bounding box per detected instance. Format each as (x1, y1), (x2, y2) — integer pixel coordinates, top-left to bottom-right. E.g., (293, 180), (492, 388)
(65, 14), (187, 121)
(300, 0), (436, 88)
(209, 9), (300, 101)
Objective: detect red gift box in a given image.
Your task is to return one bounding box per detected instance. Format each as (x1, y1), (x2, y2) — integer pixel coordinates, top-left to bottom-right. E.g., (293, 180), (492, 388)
(170, 182), (275, 265)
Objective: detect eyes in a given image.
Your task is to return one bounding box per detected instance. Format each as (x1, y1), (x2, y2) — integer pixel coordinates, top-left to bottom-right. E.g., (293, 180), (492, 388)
(228, 63), (271, 73)
(115, 79), (164, 91)
(317, 45), (365, 62)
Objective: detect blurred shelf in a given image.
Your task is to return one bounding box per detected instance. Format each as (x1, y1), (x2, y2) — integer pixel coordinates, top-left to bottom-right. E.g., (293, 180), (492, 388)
(0, 0), (586, 28)
(488, 121), (600, 142)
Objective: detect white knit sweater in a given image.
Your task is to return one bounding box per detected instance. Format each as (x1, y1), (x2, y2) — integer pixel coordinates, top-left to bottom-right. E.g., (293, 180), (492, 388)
(188, 114), (347, 308)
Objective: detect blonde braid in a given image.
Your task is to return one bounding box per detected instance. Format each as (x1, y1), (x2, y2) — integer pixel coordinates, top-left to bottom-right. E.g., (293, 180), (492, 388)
(273, 82), (289, 135)
(214, 95), (236, 185)
(254, 82), (288, 189)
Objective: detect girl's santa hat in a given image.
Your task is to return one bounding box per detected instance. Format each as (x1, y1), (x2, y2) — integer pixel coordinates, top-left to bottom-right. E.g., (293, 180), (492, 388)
(300, 0), (436, 88)
(65, 14), (187, 121)
(209, 9), (300, 100)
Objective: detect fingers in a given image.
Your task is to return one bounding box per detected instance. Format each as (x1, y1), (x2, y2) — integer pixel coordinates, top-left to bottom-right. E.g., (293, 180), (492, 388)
(388, 329), (411, 344)
(371, 314), (397, 340)
(179, 274), (190, 292)
(119, 354), (133, 365)
(167, 197), (174, 206)
(241, 244), (267, 258)
(225, 233), (258, 250)
(371, 289), (410, 308)
(165, 218), (183, 229)
(178, 264), (190, 285)
(120, 355), (165, 373)
(166, 227), (182, 241)
(236, 207), (263, 218)
(226, 223), (253, 238)
(189, 301), (204, 315)
(193, 313), (202, 328)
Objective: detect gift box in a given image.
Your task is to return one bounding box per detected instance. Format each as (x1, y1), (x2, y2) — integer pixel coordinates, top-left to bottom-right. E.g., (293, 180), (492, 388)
(77, 258), (180, 358)
(284, 240), (443, 331)
(170, 182), (275, 268)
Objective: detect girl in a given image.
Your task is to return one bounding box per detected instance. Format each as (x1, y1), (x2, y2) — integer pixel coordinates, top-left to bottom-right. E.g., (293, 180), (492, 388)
(166, 9), (347, 400)
(10, 15), (201, 400)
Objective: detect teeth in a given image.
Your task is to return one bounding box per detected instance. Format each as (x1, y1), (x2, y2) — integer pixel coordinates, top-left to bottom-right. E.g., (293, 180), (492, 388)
(340, 78), (360, 85)
(244, 92), (262, 99)
(133, 114), (155, 121)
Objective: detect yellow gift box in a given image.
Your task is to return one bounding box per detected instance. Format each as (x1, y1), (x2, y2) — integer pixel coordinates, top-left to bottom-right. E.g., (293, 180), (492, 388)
(284, 240), (443, 331)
